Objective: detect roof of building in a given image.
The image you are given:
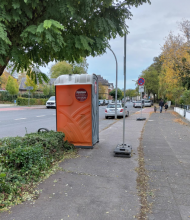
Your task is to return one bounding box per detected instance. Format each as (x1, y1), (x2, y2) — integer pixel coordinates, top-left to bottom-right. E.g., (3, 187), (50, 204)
(96, 75), (109, 86)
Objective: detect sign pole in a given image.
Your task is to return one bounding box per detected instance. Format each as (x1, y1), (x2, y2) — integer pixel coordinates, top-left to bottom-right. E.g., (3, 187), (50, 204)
(123, 34), (126, 146)
(141, 92), (142, 118)
(136, 78), (146, 121)
(26, 86), (33, 107)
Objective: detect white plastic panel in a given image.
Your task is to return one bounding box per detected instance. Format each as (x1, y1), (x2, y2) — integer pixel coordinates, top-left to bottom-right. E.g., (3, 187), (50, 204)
(54, 74), (93, 85)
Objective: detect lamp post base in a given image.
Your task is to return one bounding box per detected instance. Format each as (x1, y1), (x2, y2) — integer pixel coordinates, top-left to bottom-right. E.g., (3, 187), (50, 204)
(114, 144), (132, 158)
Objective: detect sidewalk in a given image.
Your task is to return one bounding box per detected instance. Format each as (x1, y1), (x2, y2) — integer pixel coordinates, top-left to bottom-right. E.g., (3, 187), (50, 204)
(0, 109), (150, 220)
(143, 110), (190, 220)
(0, 104), (46, 109)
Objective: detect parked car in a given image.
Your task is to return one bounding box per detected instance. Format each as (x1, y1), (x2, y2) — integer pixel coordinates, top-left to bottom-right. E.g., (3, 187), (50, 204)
(144, 100), (152, 107)
(133, 100), (144, 108)
(99, 100), (104, 106)
(105, 103), (129, 119)
(104, 100), (109, 105)
(46, 96), (56, 108)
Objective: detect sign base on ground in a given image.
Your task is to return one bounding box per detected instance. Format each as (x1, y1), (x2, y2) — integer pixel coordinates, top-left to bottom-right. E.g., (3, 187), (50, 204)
(114, 144), (132, 158)
(136, 117), (146, 121)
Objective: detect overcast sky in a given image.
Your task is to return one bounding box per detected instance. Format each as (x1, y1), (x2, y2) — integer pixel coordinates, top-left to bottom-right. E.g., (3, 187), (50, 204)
(86, 0), (190, 90)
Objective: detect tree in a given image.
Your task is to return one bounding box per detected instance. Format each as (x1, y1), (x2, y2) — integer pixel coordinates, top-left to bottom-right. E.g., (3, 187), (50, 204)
(125, 89), (137, 99)
(25, 75), (38, 93)
(109, 88), (123, 100)
(0, 0), (150, 79)
(5, 76), (19, 98)
(141, 65), (159, 101)
(43, 85), (50, 97)
(72, 58), (89, 74)
(0, 70), (9, 89)
(50, 61), (72, 78)
(50, 58), (88, 78)
(180, 90), (190, 105)
(42, 84), (55, 97)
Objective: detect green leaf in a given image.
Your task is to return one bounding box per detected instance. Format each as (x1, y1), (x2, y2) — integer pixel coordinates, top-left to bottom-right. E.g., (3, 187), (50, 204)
(43, 20), (52, 29)
(0, 173), (6, 178)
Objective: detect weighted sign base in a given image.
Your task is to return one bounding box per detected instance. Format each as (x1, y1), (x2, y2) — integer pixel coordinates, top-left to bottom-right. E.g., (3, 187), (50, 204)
(114, 144), (132, 158)
(136, 117), (146, 121)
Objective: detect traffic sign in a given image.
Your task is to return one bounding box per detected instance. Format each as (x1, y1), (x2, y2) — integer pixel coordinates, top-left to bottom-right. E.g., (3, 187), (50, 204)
(139, 85), (144, 93)
(138, 78), (145, 86)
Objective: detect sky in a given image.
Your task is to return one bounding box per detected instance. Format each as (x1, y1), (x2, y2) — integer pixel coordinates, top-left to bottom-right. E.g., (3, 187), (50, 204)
(40, 0), (190, 90)
(86, 0), (190, 90)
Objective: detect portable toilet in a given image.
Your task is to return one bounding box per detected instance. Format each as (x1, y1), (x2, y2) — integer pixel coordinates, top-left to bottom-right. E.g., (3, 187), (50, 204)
(54, 74), (99, 148)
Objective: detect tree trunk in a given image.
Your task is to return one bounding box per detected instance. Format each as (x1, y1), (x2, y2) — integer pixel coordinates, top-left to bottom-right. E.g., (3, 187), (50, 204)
(0, 57), (10, 76)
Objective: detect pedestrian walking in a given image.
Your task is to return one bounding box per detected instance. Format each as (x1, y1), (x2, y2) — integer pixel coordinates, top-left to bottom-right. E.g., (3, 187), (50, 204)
(164, 102), (168, 112)
(159, 99), (164, 113)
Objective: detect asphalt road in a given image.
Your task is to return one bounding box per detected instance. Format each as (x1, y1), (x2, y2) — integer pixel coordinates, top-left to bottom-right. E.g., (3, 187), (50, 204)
(0, 102), (141, 138)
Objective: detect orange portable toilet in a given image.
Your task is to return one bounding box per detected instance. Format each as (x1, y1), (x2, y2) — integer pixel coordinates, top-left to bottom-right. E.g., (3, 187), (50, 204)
(54, 74), (99, 148)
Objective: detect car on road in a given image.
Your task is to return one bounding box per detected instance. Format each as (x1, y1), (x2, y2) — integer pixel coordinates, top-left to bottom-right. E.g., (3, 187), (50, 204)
(46, 96), (56, 108)
(133, 100), (144, 108)
(99, 100), (104, 106)
(144, 100), (152, 107)
(104, 100), (109, 105)
(105, 103), (129, 119)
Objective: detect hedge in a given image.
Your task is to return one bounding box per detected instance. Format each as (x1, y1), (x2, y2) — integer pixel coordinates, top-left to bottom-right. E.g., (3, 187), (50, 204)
(16, 97), (48, 106)
(0, 91), (17, 102)
(0, 131), (75, 209)
(0, 91), (54, 102)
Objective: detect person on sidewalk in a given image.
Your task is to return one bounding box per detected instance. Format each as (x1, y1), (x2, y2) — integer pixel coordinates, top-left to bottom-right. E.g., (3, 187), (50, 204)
(159, 99), (164, 113)
(164, 102), (168, 112)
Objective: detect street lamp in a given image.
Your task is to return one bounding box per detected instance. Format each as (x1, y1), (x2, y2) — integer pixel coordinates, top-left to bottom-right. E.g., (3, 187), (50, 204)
(108, 47), (118, 119)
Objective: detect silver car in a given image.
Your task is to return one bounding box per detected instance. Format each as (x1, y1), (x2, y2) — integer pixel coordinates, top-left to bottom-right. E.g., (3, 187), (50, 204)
(46, 96), (56, 108)
(133, 100), (144, 108)
(144, 100), (151, 107)
(105, 103), (129, 119)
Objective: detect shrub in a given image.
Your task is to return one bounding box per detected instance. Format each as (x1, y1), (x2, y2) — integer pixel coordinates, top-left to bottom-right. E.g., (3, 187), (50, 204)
(0, 131), (75, 209)
(0, 91), (17, 102)
(180, 90), (190, 105)
(16, 97), (48, 106)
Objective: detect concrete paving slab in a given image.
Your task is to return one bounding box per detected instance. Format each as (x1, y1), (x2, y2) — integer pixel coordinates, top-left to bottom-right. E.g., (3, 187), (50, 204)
(173, 193), (190, 206)
(148, 210), (182, 220)
(148, 171), (170, 187)
(178, 205), (190, 220)
(170, 183), (190, 194)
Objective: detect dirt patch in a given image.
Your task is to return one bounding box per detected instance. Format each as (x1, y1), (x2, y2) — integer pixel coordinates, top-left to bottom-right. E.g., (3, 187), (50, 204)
(173, 118), (188, 126)
(171, 111), (179, 117)
(135, 120), (152, 219)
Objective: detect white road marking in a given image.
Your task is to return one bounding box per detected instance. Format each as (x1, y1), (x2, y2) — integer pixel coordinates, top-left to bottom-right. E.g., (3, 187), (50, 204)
(15, 118), (26, 120)
(36, 115), (45, 117)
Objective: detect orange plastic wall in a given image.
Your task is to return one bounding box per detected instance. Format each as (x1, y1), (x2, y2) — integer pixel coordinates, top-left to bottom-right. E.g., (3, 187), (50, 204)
(56, 85), (92, 147)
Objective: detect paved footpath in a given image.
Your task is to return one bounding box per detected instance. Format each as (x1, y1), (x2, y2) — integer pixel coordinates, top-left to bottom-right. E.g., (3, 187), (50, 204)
(0, 108), (151, 220)
(144, 110), (190, 220)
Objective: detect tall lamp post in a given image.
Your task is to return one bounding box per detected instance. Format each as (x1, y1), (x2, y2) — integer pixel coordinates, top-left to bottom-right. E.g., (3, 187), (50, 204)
(108, 47), (118, 119)
(113, 33), (132, 157)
